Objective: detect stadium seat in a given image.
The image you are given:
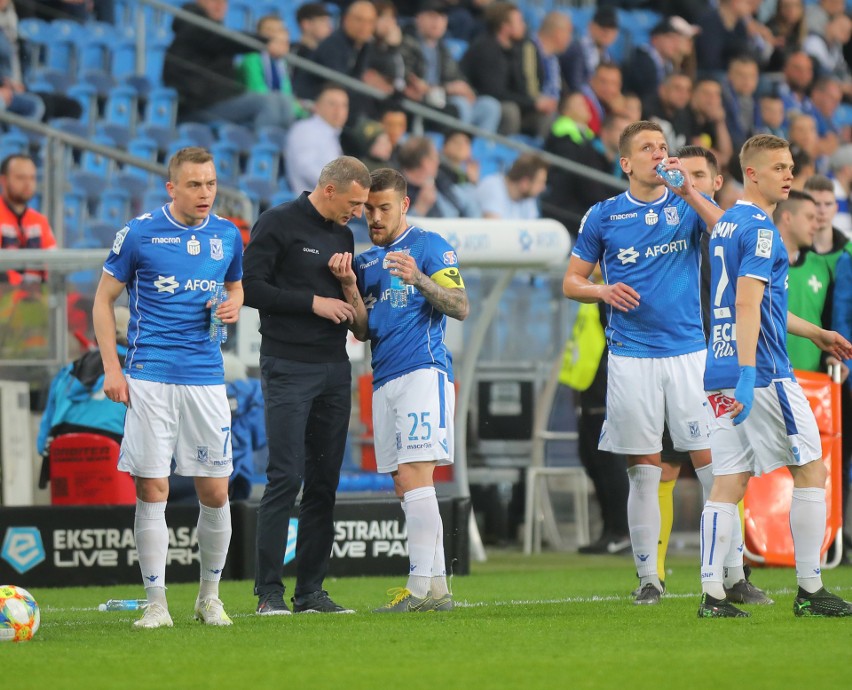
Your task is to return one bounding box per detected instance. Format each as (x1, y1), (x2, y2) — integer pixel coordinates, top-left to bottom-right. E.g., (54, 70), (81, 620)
(66, 82), (100, 130)
(137, 122), (177, 155)
(123, 136), (160, 183)
(61, 190), (88, 246)
(257, 124), (288, 149)
(77, 29), (112, 75)
(177, 122), (215, 149)
(246, 142), (281, 180)
(48, 116), (90, 142)
(96, 122), (133, 149)
(269, 188), (296, 208)
(46, 19), (82, 75)
(225, 0), (255, 31)
(97, 187), (132, 225)
(80, 135), (117, 178)
(145, 87), (178, 134)
(165, 137), (198, 162)
(17, 18), (50, 75)
(79, 68), (117, 99)
(110, 39), (138, 82)
(210, 141), (240, 184)
(0, 131), (30, 161)
(104, 85), (139, 131)
(144, 42), (169, 88)
(29, 68), (67, 94)
(239, 174), (277, 204)
(217, 122), (256, 155)
(70, 169), (109, 205)
(88, 221), (123, 248)
(142, 187), (171, 211)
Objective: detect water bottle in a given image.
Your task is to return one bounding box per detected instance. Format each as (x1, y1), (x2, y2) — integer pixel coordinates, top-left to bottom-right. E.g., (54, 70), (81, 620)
(656, 158), (684, 188)
(209, 285), (228, 343)
(98, 598), (147, 612)
(389, 272), (407, 308)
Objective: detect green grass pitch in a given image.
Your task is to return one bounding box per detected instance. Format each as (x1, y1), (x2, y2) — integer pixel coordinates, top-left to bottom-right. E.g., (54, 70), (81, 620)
(3, 551), (852, 689)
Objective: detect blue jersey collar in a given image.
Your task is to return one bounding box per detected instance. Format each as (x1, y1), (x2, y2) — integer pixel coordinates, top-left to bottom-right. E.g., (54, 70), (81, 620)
(163, 203), (211, 231)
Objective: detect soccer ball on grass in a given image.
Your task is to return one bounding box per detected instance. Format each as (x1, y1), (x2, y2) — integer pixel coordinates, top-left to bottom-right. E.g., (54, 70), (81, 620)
(0, 585), (40, 642)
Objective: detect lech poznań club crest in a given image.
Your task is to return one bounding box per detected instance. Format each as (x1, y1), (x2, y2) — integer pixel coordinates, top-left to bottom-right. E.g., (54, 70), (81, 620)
(210, 238), (223, 260)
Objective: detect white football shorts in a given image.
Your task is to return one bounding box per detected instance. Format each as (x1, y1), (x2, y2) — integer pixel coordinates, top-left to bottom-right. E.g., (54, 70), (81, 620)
(599, 350), (709, 455)
(118, 377), (233, 479)
(704, 378), (822, 477)
(373, 368), (455, 474)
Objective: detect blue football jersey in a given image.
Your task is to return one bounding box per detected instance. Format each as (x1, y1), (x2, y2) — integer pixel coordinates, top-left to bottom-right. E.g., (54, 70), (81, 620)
(704, 201), (793, 390)
(355, 226), (464, 388)
(572, 189), (707, 357)
(102, 205), (243, 385)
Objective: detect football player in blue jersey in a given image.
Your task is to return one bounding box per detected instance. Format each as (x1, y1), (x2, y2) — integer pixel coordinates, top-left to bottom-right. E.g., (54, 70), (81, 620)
(93, 147), (244, 629)
(331, 167), (469, 612)
(698, 134), (852, 618)
(563, 120), (723, 605)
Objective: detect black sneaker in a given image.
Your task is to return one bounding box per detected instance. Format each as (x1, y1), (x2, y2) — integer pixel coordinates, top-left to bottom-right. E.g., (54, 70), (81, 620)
(256, 590), (292, 616)
(633, 582), (663, 605)
(724, 579), (774, 605)
(631, 580), (665, 598)
(793, 587), (852, 617)
(292, 590), (355, 614)
(697, 593), (750, 618)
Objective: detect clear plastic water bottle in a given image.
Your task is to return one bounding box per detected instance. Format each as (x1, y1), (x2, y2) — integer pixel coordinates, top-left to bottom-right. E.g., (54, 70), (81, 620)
(209, 285), (228, 343)
(98, 598), (147, 612)
(389, 272), (407, 308)
(656, 158), (684, 188)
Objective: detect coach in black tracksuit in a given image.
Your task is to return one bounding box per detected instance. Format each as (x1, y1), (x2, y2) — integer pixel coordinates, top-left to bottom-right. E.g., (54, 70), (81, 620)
(242, 156), (371, 615)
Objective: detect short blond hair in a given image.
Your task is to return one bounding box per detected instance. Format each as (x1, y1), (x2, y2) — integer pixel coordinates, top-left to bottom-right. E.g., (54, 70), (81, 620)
(168, 147), (214, 182)
(739, 134), (789, 175)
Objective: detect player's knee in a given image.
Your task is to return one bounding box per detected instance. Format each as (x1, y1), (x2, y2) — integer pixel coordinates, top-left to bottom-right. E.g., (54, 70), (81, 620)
(135, 477), (169, 503)
(792, 459), (827, 489)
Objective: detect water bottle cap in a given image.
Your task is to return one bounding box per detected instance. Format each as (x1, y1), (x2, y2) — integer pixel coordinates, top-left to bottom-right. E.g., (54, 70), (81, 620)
(98, 603), (107, 611)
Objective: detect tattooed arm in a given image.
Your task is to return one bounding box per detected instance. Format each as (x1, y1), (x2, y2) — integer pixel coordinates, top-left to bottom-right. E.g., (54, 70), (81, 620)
(329, 252), (369, 340)
(387, 251), (469, 321)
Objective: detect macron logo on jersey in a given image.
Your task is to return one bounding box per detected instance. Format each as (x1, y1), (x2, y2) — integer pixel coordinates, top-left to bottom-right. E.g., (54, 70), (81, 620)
(618, 247), (640, 264)
(155, 275), (179, 293)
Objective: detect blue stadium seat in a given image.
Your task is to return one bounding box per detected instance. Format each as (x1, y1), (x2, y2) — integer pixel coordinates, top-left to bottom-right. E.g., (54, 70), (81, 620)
(257, 125), (288, 149)
(269, 188), (296, 208)
(142, 187), (171, 212)
(103, 85), (139, 130)
(77, 30), (112, 75)
(17, 18), (50, 76)
(46, 20), (82, 75)
(165, 137), (198, 162)
(144, 42), (169, 87)
(79, 68), (117, 98)
(210, 141), (240, 184)
(96, 121), (133, 149)
(239, 175), (277, 215)
(225, 0), (255, 31)
(246, 142), (281, 180)
(66, 82), (100, 129)
(28, 68), (67, 94)
(62, 190), (88, 245)
(0, 132), (29, 163)
(177, 122), (215, 149)
(70, 169), (108, 204)
(89, 221), (122, 248)
(48, 116), (89, 141)
(126, 136), (161, 172)
(144, 87), (178, 130)
(217, 123), (256, 155)
(97, 187), (132, 225)
(110, 39), (138, 83)
(80, 134), (117, 177)
(137, 122), (177, 155)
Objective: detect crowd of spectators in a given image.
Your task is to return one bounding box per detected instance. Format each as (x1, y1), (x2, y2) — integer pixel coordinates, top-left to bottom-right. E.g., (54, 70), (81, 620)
(5, 0), (852, 237)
